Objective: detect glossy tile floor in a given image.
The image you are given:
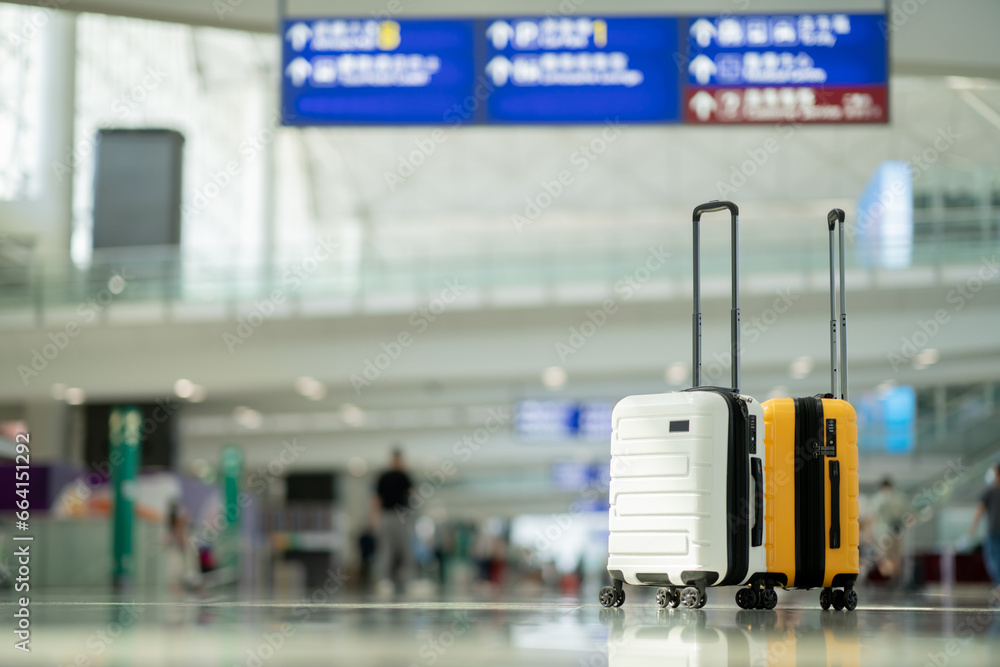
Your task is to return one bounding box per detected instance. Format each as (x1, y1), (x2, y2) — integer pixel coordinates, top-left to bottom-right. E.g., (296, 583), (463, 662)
(2, 585), (998, 666)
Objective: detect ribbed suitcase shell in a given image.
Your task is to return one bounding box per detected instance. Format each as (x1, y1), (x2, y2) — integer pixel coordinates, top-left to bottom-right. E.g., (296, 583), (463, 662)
(608, 390), (766, 588)
(762, 397), (860, 589)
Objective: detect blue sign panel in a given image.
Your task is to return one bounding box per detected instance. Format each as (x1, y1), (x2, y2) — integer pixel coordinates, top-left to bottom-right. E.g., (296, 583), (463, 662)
(282, 18), (476, 124)
(684, 14), (887, 87)
(483, 17), (681, 123)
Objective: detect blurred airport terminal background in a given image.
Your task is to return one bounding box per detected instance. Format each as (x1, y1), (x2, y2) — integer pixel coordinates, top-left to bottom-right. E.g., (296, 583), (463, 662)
(0, 1), (999, 665)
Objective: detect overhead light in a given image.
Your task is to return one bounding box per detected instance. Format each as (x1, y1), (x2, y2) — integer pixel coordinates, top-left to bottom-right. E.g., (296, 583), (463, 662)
(340, 403), (366, 427)
(295, 376), (327, 401)
(188, 385), (207, 403)
(789, 356), (814, 380)
(541, 366), (567, 390)
(666, 362), (689, 385)
(50, 383), (67, 401)
(233, 406), (263, 429)
(64, 387), (86, 405)
(174, 379), (195, 398)
(912, 348), (939, 370)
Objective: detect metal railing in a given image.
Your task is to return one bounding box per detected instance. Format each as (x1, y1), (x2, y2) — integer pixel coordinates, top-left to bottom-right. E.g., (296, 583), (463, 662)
(1, 208), (998, 322)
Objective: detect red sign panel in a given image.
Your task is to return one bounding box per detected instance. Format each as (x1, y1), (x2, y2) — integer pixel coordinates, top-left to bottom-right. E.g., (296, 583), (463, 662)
(684, 85), (888, 124)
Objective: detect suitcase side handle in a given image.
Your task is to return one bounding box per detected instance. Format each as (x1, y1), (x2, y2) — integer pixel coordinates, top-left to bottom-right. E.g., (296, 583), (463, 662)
(692, 200), (740, 392)
(751, 457), (764, 547)
(826, 208), (848, 401)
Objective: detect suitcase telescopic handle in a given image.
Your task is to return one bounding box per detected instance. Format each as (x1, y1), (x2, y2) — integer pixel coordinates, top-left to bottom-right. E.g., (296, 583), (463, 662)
(692, 201), (740, 392)
(826, 208), (848, 401)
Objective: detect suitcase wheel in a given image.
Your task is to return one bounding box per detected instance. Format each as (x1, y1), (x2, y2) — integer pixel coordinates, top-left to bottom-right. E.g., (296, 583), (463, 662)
(615, 587), (625, 607)
(680, 586), (701, 609)
(832, 589), (845, 611)
(819, 588), (832, 610)
(844, 589), (858, 612)
(599, 586), (616, 608)
(657, 587), (682, 609)
(735, 587), (757, 610)
(656, 588), (669, 609)
(759, 588), (777, 610)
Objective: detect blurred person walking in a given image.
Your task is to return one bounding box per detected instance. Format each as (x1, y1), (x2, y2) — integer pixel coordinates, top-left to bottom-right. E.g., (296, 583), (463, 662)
(969, 462), (1000, 595)
(165, 503), (202, 594)
(869, 476), (910, 585)
(372, 448), (415, 594)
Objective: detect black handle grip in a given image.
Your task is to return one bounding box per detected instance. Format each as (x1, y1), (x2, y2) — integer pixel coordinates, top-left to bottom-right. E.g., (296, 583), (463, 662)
(829, 460), (841, 549)
(827, 208), (845, 230)
(751, 457), (763, 548)
(694, 200), (739, 221)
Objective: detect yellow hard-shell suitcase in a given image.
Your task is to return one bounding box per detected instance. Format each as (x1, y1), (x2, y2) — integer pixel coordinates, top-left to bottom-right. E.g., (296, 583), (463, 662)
(736, 210), (861, 611)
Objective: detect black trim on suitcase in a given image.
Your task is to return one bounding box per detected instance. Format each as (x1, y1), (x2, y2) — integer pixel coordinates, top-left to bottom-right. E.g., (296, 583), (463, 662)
(751, 457), (764, 548)
(829, 460), (841, 549)
(683, 386), (751, 586)
(831, 573), (857, 589)
(794, 397), (826, 589)
(720, 390), (750, 586)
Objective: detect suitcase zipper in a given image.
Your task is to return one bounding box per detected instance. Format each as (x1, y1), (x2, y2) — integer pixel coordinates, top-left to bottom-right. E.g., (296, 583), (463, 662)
(794, 397), (826, 588)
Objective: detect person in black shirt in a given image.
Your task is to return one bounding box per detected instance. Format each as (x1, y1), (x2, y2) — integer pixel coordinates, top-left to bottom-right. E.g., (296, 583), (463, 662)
(970, 462), (1000, 594)
(371, 448), (415, 593)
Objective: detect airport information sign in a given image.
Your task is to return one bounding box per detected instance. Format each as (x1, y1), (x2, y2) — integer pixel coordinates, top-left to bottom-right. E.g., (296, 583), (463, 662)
(281, 14), (887, 125)
(482, 17), (681, 123)
(683, 13), (889, 124)
(282, 18), (476, 124)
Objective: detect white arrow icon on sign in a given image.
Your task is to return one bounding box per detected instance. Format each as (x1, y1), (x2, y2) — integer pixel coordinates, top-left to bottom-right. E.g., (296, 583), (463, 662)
(689, 91), (718, 121)
(486, 21), (515, 49)
(286, 22), (313, 52)
(690, 18), (716, 48)
(689, 54), (717, 85)
(486, 56), (514, 86)
(285, 57), (312, 87)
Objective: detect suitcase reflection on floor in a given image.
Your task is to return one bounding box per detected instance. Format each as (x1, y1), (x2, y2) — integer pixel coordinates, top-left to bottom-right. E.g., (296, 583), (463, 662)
(601, 607), (859, 667)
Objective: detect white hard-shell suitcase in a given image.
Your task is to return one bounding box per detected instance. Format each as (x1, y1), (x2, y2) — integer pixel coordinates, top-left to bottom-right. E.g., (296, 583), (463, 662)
(600, 201), (768, 610)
